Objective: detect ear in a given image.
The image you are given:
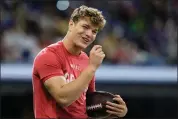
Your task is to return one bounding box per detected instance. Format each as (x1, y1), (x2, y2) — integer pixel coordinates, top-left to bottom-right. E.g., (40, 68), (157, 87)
(69, 19), (74, 26)
(68, 20), (74, 31)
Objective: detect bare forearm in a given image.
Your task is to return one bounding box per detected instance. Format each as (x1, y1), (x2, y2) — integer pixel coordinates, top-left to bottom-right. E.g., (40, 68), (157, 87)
(58, 65), (96, 106)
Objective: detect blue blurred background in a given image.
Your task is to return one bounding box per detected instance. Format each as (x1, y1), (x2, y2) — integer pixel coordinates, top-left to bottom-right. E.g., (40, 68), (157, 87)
(1, 0), (177, 119)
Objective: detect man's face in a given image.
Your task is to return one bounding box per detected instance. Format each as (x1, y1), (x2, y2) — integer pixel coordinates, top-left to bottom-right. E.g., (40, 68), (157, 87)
(69, 17), (99, 49)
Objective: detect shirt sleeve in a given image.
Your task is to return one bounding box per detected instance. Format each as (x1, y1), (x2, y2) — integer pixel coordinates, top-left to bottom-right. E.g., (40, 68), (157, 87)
(34, 50), (64, 83)
(87, 76), (96, 93)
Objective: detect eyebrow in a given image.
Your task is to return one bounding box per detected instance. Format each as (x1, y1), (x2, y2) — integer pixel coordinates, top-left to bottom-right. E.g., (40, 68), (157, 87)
(83, 24), (90, 27)
(83, 24), (99, 32)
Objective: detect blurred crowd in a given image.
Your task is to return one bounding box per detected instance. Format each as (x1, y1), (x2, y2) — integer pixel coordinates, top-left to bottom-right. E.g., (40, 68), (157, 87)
(1, 0), (177, 66)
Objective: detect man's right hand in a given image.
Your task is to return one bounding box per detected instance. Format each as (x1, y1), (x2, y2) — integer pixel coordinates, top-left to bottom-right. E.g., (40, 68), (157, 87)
(89, 45), (105, 70)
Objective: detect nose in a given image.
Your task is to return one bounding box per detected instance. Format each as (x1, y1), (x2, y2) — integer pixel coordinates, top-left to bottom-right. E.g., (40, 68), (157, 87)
(85, 29), (93, 38)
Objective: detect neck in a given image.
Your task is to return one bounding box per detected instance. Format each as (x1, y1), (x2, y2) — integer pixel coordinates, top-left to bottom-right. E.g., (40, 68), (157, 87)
(62, 32), (82, 55)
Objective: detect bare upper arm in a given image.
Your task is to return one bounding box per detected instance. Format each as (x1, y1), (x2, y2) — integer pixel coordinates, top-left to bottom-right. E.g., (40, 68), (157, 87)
(34, 48), (69, 105)
(44, 76), (66, 103)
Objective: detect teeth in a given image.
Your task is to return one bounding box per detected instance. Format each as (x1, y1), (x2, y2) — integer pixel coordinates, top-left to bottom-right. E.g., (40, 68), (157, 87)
(83, 38), (88, 42)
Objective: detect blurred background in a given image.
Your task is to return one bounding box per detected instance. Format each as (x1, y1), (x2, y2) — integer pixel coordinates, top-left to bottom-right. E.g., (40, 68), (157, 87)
(0, 0), (177, 119)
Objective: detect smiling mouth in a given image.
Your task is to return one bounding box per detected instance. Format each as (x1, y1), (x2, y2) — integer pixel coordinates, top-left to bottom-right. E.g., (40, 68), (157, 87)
(82, 37), (90, 43)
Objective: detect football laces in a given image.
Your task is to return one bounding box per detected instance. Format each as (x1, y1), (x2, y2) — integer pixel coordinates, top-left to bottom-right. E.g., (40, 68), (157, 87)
(87, 103), (103, 111)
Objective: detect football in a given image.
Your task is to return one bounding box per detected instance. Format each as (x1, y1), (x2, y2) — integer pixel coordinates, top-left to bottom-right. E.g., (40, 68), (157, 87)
(86, 91), (118, 119)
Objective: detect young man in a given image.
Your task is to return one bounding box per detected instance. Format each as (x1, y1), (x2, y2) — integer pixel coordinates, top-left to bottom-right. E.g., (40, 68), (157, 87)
(32, 5), (127, 118)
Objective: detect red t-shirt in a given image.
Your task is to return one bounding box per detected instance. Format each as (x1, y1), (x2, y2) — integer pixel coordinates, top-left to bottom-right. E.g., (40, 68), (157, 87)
(32, 41), (95, 118)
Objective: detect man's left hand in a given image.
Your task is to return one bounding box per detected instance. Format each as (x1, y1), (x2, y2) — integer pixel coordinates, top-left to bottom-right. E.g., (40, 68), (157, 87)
(106, 95), (128, 118)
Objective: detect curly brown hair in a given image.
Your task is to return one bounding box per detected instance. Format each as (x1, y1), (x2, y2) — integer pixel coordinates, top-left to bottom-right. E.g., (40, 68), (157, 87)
(70, 5), (106, 31)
